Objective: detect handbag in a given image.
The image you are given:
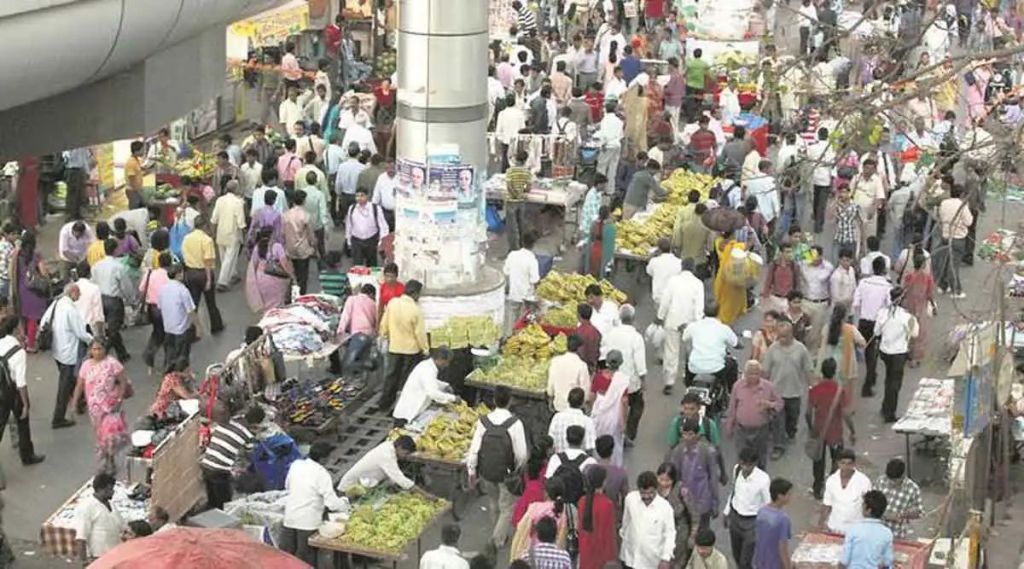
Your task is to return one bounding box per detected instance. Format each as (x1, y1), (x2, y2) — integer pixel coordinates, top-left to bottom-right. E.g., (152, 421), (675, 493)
(24, 255), (50, 297)
(134, 270), (153, 327)
(804, 386), (844, 461)
(36, 295), (61, 352)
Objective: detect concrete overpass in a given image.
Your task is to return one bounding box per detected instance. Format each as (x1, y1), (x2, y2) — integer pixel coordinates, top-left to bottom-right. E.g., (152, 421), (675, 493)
(0, 0), (289, 157)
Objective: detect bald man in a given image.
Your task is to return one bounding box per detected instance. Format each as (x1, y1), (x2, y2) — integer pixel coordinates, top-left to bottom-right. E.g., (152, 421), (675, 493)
(43, 283), (93, 428)
(723, 360), (782, 469)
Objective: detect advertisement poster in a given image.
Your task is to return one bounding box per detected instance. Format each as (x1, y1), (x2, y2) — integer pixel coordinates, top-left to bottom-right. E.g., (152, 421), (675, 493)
(396, 159), (427, 198)
(397, 159), (477, 207)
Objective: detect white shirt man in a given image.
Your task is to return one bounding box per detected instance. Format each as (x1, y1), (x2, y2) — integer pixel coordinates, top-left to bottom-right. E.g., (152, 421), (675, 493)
(495, 105), (527, 147)
(745, 173), (780, 224)
(684, 315), (739, 375)
(503, 247), (540, 303)
(43, 293), (93, 367)
(859, 250), (891, 276)
(596, 112), (624, 149)
(807, 138), (835, 188)
(373, 170), (398, 212)
(74, 278), (104, 334)
(589, 298), (620, 336)
(341, 114), (379, 154)
(544, 446), (597, 479)
(279, 97), (303, 133)
(548, 403), (596, 453)
(323, 141), (346, 178)
(823, 468), (873, 533)
(645, 249), (682, 305)
(620, 488), (677, 569)
(238, 160), (263, 198)
(284, 455), (348, 531)
(657, 269), (705, 387)
(0, 334), (25, 393)
(420, 541), (469, 569)
(73, 492), (126, 560)
(546, 349), (591, 411)
(723, 464), (771, 517)
(600, 313), (648, 394)
(337, 440), (415, 491)
(392, 357), (457, 423)
(465, 406), (529, 480)
(874, 304), (919, 356)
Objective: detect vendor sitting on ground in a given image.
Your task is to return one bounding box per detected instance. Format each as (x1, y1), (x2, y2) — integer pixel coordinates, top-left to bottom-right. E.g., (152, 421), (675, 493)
(150, 356), (196, 419)
(337, 435), (417, 493)
(392, 347), (458, 426)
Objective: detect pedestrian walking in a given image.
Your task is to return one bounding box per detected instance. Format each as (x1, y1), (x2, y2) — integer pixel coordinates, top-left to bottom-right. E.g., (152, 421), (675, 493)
(44, 284), (92, 429)
(157, 263), (199, 369)
(0, 316), (45, 465)
(751, 478), (794, 569)
(70, 339), (131, 474)
(181, 215), (224, 335)
(762, 320), (813, 456)
(724, 361), (782, 470)
(378, 280), (428, 410)
(345, 187), (389, 267)
(209, 180), (246, 291)
(283, 190), (317, 295)
(666, 417), (720, 532)
(806, 358), (855, 499)
(852, 256), (892, 397)
(91, 239), (134, 361)
(874, 288), (918, 423)
(600, 305), (647, 444)
(723, 448), (770, 569)
(12, 233), (51, 353)
(620, 471), (676, 569)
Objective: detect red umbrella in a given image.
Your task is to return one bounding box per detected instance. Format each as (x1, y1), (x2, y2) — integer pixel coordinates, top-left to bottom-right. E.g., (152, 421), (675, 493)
(89, 527), (311, 569)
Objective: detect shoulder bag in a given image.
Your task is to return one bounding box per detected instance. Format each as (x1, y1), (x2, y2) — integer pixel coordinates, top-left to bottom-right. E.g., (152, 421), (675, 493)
(262, 247), (291, 280)
(36, 296), (61, 352)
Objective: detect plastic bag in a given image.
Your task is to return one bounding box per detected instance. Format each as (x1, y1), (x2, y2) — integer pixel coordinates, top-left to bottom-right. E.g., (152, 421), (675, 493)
(644, 323), (666, 351)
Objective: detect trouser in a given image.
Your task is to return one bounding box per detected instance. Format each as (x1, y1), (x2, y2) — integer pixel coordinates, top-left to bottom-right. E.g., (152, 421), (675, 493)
(53, 361), (79, 425)
(479, 479), (517, 547)
(698, 511), (712, 533)
(500, 143), (511, 172)
(858, 319), (879, 392)
(280, 527), (317, 565)
(665, 105), (681, 134)
(799, 26), (811, 54)
(126, 189), (143, 210)
(626, 389), (644, 441)
(933, 238), (965, 294)
(505, 202), (527, 252)
(184, 268), (224, 332)
(217, 242), (241, 287)
(662, 328), (684, 387)
(380, 353), (422, 408)
(65, 167), (87, 221)
(143, 304), (164, 368)
(876, 207), (887, 239)
(772, 397), (801, 447)
(329, 334), (374, 374)
(163, 330), (192, 371)
(291, 257), (311, 295)
(596, 147), (621, 186)
(203, 468), (233, 510)
(811, 442), (843, 497)
(834, 240), (858, 263)
(349, 236), (379, 267)
(890, 225), (908, 261)
(685, 89), (705, 122)
(504, 300), (524, 338)
(685, 358), (737, 393)
(777, 190), (799, 237)
(328, 191), (339, 226)
(0, 395), (36, 463)
(812, 185), (831, 233)
(735, 423), (771, 470)
(728, 511), (757, 569)
(382, 208), (396, 233)
(881, 352), (908, 420)
(576, 71), (598, 90)
(100, 295), (129, 359)
(314, 228), (327, 261)
(964, 209), (978, 263)
(802, 300), (828, 355)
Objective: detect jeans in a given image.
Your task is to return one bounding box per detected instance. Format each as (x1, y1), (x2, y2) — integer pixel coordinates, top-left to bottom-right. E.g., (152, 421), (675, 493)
(479, 479), (517, 547)
(626, 389), (645, 441)
(280, 527), (317, 565)
(184, 268), (224, 333)
(727, 511), (757, 569)
(203, 468), (233, 510)
(812, 184), (831, 233)
(380, 353), (422, 408)
(890, 225), (908, 260)
(934, 238), (965, 294)
(143, 304), (164, 368)
(858, 319), (879, 392)
(596, 147), (621, 186)
(53, 361), (78, 425)
(811, 442), (843, 497)
(881, 352), (908, 420)
(0, 395), (37, 463)
(100, 295), (129, 359)
(291, 257), (311, 295)
(163, 330), (192, 370)
(772, 397), (801, 447)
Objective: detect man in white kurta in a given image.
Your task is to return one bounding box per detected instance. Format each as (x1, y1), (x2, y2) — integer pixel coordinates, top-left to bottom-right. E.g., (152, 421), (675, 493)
(392, 349), (457, 424)
(620, 474), (676, 569)
(209, 180), (247, 289)
(656, 262), (705, 390)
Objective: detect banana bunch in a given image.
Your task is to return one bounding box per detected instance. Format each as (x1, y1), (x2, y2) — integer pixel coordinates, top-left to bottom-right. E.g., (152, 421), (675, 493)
(339, 491), (449, 553)
(535, 271), (627, 305)
(414, 401), (490, 461)
(617, 203), (681, 256)
(502, 323), (555, 359)
(551, 333), (568, 355)
(540, 304), (578, 328)
(717, 50), (758, 69)
(430, 315), (501, 349)
(473, 357), (548, 392)
(175, 150), (216, 180)
(661, 169), (717, 204)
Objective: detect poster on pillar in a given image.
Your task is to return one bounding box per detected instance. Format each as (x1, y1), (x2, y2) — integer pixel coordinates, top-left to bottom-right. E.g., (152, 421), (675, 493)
(396, 159), (478, 207)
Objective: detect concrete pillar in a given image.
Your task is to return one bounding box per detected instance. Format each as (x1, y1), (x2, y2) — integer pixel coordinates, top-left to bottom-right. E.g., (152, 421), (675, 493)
(393, 0), (505, 328)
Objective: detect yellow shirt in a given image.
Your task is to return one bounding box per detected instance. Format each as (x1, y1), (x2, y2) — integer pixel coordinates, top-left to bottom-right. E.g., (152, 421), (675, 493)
(181, 231), (216, 269)
(125, 156), (143, 191)
(86, 240), (107, 267)
(379, 295), (428, 355)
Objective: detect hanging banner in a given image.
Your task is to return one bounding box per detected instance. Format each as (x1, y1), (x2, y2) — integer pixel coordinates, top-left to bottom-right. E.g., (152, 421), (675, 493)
(229, 0), (310, 47)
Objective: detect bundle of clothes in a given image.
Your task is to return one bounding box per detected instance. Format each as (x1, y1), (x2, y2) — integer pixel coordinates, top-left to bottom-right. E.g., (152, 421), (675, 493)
(258, 295), (344, 356)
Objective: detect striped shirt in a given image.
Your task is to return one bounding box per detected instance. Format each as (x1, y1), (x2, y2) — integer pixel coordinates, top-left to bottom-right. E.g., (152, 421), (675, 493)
(505, 166), (532, 202)
(200, 420), (256, 473)
(517, 5), (537, 32)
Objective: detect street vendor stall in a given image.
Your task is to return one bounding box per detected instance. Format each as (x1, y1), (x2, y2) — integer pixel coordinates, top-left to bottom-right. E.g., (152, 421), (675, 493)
(892, 378), (954, 479)
(40, 479), (150, 556)
(258, 294), (345, 378)
(269, 375), (367, 439)
(309, 488), (450, 569)
(791, 531), (931, 568)
(484, 174), (587, 249)
(124, 408), (205, 522)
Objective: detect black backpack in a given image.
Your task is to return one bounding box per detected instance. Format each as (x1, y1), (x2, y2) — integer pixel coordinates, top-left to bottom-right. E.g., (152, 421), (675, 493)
(552, 452), (589, 505)
(478, 416), (518, 483)
(0, 344), (22, 405)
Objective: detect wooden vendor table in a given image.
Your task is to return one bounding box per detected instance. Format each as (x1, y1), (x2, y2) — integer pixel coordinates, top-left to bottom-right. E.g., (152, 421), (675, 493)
(487, 181), (587, 249)
(40, 479), (149, 557)
(125, 411), (204, 522)
(892, 378), (954, 480)
(463, 378), (551, 442)
(613, 250), (653, 284)
(308, 500), (451, 569)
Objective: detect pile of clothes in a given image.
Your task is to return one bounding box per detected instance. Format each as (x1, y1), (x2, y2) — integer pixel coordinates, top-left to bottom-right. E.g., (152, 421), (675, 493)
(258, 295), (344, 356)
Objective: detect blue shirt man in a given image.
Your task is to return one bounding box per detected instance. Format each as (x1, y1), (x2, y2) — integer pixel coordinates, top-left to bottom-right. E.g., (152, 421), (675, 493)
(158, 270), (196, 336)
(840, 490), (894, 569)
(620, 47), (642, 84)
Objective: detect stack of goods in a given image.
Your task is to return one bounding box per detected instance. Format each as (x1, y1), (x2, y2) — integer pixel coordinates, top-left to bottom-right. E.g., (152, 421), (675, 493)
(429, 316), (502, 349)
(333, 487), (448, 554)
(393, 401), (490, 461)
(535, 271), (628, 305)
(175, 150), (216, 180)
(374, 50), (397, 77)
(224, 490), (288, 545)
(539, 304), (578, 329)
(617, 170), (719, 256)
(979, 229), (1024, 264)
(502, 324), (567, 360)
(276, 377), (363, 428)
(469, 325), (566, 394)
(258, 295), (344, 356)
(49, 481), (149, 530)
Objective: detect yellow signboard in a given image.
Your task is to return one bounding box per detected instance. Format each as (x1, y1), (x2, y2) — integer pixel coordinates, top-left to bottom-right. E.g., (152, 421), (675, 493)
(230, 0), (310, 47)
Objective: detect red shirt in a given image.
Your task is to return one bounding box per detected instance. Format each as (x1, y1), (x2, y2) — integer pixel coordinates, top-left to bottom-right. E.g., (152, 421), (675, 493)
(584, 92), (605, 122)
(379, 281), (405, 309)
(590, 369), (612, 396)
(575, 321), (602, 371)
(688, 129), (717, 164)
(808, 380), (848, 445)
(645, 0), (665, 18)
(324, 24), (342, 56)
(374, 86), (396, 110)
